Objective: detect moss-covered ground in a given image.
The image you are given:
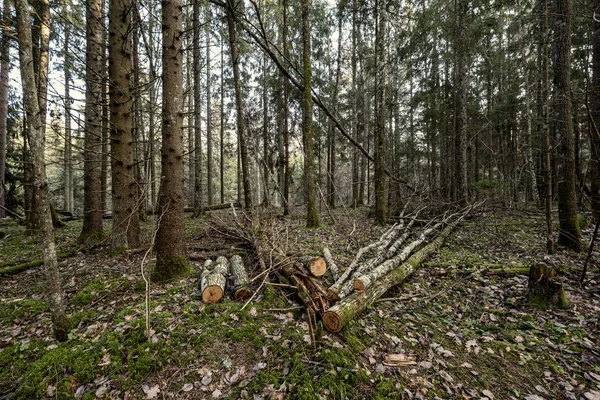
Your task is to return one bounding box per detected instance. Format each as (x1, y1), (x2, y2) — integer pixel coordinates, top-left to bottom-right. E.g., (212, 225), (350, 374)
(0, 206), (599, 399)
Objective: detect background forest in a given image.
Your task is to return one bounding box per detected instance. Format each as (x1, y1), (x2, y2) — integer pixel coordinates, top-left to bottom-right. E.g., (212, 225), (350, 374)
(1, 0), (600, 398)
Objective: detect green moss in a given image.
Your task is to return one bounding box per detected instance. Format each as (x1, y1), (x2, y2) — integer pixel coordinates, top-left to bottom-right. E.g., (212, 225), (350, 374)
(0, 298), (48, 323)
(151, 256), (190, 283)
(72, 291), (95, 306)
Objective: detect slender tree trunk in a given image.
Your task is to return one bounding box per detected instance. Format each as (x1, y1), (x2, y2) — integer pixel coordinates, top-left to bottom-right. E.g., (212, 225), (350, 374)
(193, 0), (204, 217)
(301, 0), (319, 227)
(226, 0), (253, 209)
(541, 0), (554, 253)
(351, 0), (359, 207)
(186, 17), (195, 208)
(220, 36), (225, 204)
(80, 0), (104, 241)
(374, 0), (387, 224)
(206, 3), (214, 206)
(327, 10), (342, 209)
(63, 17), (73, 212)
(520, 23), (538, 203)
(132, 9), (145, 221)
(154, 0), (188, 278)
(109, 0), (140, 251)
(15, 0), (70, 341)
(554, 0), (580, 250)
(101, 0), (109, 215)
(454, 0), (469, 207)
(147, 0), (156, 211)
(282, 0), (290, 215)
(0, 0), (9, 219)
(591, 0), (600, 219)
(262, 49), (270, 206)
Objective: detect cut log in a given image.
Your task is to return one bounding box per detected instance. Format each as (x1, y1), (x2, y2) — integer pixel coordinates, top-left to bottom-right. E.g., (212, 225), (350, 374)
(354, 221), (444, 293)
(201, 257), (229, 304)
(323, 216), (465, 332)
(309, 257), (327, 277)
(527, 263), (569, 309)
(230, 254), (252, 300)
(322, 247), (339, 281)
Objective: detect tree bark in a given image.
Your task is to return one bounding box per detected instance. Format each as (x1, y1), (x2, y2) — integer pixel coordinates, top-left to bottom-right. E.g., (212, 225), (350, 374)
(302, 0), (319, 228)
(0, 0), (9, 219)
(226, 0), (253, 209)
(80, 0), (104, 241)
(15, 0), (71, 341)
(109, 0), (140, 252)
(230, 254), (251, 300)
(590, 0), (600, 220)
(454, 0), (469, 207)
(63, 15), (73, 213)
(374, 0), (387, 224)
(201, 256), (228, 303)
(193, 0), (204, 217)
(154, 0), (188, 279)
(554, 0), (580, 250)
(206, 2), (214, 206)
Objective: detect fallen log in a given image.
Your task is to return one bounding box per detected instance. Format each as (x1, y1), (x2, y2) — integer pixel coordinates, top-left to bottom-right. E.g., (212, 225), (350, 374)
(0, 250), (78, 277)
(297, 256), (328, 277)
(322, 247), (339, 281)
(230, 254), (252, 300)
(201, 256), (228, 303)
(323, 215), (466, 332)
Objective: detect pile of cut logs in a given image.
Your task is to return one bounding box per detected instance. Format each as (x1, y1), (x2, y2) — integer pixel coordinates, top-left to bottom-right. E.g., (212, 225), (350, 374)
(282, 206), (473, 333)
(199, 255), (252, 303)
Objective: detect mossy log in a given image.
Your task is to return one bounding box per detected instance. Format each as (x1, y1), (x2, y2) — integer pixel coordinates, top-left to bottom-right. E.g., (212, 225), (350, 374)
(201, 256), (228, 304)
(322, 247), (339, 281)
(527, 263), (569, 309)
(0, 250), (78, 277)
(229, 254), (252, 300)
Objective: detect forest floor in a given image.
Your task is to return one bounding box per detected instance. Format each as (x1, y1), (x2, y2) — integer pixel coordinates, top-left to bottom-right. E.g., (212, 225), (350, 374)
(1, 204), (599, 400)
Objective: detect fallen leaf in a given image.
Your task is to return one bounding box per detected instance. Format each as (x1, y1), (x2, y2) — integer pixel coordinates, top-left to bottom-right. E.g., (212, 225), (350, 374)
(482, 389), (494, 399)
(95, 385), (108, 398)
(142, 384), (160, 399)
(182, 383), (194, 392)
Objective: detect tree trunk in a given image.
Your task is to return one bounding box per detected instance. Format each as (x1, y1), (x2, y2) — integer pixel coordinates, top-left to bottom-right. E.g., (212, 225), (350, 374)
(63, 17), (73, 213)
(226, 0), (253, 209)
(590, 0), (600, 219)
(220, 36), (225, 204)
(109, 0), (140, 252)
(374, 0), (387, 224)
(206, 3), (214, 206)
(262, 48), (270, 206)
(0, 0), (9, 219)
(80, 0), (104, 241)
(327, 10), (342, 209)
(15, 0), (71, 341)
(282, 0), (290, 215)
(351, 0), (359, 207)
(193, 0), (204, 217)
(554, 0), (580, 250)
(301, 0), (319, 228)
(154, 0), (188, 279)
(454, 0), (468, 207)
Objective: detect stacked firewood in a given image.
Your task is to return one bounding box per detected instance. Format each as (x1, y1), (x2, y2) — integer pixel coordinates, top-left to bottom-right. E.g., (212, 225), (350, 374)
(282, 205), (474, 333)
(199, 255), (252, 303)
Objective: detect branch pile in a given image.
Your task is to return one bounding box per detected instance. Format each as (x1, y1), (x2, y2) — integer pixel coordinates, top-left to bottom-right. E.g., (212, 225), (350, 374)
(283, 205), (474, 333)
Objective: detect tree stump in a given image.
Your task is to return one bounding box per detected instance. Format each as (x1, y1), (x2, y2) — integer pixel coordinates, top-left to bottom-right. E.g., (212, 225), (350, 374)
(527, 263), (569, 309)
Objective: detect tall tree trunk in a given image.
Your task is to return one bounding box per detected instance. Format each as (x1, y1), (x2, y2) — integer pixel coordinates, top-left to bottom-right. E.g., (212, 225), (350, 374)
(101, 0), (109, 215)
(63, 16), (73, 213)
(591, 0), (600, 219)
(15, 0), (70, 341)
(262, 49), (270, 206)
(327, 9), (342, 209)
(226, 0), (253, 209)
(80, 0), (104, 241)
(220, 35), (225, 204)
(301, 0), (319, 227)
(147, 0), (156, 211)
(186, 17), (195, 208)
(351, 0), (359, 207)
(520, 23), (538, 203)
(193, 0), (204, 217)
(132, 8), (145, 221)
(154, 0), (188, 278)
(109, 0), (140, 252)
(454, 0), (469, 207)
(554, 0), (580, 250)
(206, 3), (214, 206)
(0, 0), (9, 219)
(374, 0), (387, 224)
(282, 0), (290, 215)
(540, 0), (554, 253)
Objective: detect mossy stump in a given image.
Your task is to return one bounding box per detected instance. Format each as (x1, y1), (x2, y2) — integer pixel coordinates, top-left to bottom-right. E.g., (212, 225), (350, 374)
(527, 263), (569, 309)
